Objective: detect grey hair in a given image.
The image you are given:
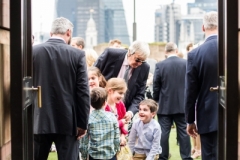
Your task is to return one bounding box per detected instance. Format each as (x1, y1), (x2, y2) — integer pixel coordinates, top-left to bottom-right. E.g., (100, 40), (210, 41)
(51, 17), (74, 35)
(165, 42), (177, 53)
(203, 11), (218, 30)
(72, 37), (85, 49)
(129, 41), (150, 58)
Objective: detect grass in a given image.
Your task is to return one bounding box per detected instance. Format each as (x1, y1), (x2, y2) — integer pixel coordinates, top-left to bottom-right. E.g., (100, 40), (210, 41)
(47, 128), (201, 160)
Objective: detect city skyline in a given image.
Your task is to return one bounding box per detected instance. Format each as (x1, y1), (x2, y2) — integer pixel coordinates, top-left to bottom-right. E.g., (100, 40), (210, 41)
(32, 0), (194, 43)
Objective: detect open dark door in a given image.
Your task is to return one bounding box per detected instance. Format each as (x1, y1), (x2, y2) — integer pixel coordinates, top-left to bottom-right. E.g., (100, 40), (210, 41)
(10, 0), (41, 159)
(217, 0), (239, 159)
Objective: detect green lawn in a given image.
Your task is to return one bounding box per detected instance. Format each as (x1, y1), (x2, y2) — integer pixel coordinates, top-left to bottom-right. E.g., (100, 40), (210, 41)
(47, 128), (201, 160)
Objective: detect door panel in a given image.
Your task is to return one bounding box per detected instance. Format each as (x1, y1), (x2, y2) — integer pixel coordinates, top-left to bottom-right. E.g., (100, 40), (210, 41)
(218, 0), (239, 159)
(10, 0), (35, 159)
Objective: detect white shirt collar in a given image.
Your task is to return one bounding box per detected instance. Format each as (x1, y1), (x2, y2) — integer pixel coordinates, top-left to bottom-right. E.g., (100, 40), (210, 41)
(167, 54), (178, 58)
(123, 53), (129, 66)
(50, 36), (66, 43)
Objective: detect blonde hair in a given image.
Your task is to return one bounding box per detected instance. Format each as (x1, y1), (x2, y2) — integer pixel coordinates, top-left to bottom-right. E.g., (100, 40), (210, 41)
(105, 78), (127, 92)
(85, 49), (98, 67)
(88, 67), (107, 88)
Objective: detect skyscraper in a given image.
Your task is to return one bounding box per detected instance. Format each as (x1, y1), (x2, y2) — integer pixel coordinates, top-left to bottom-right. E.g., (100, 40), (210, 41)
(77, 0), (105, 44)
(56, 0), (78, 36)
(103, 0), (130, 44)
(56, 0), (130, 45)
(195, 0), (216, 3)
(154, 3), (181, 45)
(187, 0), (217, 14)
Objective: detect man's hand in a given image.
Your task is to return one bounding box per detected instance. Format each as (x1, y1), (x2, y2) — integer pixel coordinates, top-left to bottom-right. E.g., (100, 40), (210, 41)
(186, 123), (198, 138)
(77, 128), (87, 140)
(121, 119), (127, 124)
(124, 112), (132, 122)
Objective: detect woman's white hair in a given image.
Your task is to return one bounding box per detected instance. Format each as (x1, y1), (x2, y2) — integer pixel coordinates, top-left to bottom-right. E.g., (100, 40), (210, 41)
(51, 17), (74, 35)
(203, 11), (218, 30)
(128, 41), (150, 58)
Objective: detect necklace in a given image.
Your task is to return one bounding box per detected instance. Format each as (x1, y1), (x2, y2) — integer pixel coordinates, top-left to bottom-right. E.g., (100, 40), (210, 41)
(108, 103), (118, 118)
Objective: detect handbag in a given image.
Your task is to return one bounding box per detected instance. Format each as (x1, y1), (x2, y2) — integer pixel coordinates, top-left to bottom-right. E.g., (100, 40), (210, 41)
(116, 145), (132, 160)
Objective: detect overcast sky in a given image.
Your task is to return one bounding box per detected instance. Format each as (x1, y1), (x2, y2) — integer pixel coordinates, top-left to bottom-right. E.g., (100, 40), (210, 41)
(122, 0), (194, 43)
(32, 0), (194, 43)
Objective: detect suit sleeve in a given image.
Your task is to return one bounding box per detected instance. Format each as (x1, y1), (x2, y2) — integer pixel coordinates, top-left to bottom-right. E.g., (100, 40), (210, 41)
(153, 64), (161, 101)
(184, 52), (199, 123)
(94, 48), (109, 71)
(128, 65), (150, 114)
(76, 52), (90, 129)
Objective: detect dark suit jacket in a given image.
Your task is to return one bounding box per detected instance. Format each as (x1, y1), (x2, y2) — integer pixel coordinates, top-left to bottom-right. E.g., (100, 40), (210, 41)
(94, 48), (150, 114)
(153, 56), (186, 114)
(184, 35), (218, 134)
(33, 38), (90, 135)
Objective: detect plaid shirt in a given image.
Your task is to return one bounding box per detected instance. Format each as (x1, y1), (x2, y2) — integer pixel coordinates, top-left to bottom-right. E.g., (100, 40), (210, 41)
(80, 109), (120, 159)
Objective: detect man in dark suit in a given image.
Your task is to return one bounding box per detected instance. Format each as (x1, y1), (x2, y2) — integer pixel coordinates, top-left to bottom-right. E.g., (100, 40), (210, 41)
(184, 11), (218, 160)
(33, 17), (90, 160)
(94, 41), (150, 120)
(153, 42), (192, 160)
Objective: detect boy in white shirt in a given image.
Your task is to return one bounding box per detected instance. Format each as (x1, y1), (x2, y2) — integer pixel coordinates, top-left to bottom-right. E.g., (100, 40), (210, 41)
(128, 99), (162, 160)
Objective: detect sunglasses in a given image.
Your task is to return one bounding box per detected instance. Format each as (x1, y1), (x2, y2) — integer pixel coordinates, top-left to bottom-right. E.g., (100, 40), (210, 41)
(135, 57), (146, 63)
(130, 51), (146, 63)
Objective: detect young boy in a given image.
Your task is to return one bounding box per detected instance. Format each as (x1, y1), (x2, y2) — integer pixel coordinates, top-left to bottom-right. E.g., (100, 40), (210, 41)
(128, 99), (162, 160)
(80, 87), (120, 160)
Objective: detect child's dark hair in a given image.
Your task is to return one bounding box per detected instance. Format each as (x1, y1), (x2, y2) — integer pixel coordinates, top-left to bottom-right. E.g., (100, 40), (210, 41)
(139, 99), (158, 113)
(88, 66), (107, 88)
(90, 87), (107, 110)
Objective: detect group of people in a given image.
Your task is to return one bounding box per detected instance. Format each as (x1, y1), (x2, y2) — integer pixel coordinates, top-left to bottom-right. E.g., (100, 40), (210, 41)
(32, 10), (218, 160)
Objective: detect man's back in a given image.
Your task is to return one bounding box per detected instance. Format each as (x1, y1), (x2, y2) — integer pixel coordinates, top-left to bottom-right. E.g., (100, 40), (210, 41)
(33, 38), (90, 135)
(153, 56), (186, 114)
(185, 35), (218, 134)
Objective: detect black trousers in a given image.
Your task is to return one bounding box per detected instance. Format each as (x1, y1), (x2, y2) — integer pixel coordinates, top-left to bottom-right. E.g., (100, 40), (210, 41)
(200, 131), (217, 160)
(34, 134), (79, 160)
(158, 114), (192, 160)
(89, 155), (116, 160)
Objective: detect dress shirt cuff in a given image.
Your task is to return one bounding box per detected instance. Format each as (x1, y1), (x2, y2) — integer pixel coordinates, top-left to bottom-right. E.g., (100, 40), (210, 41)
(187, 122), (195, 125)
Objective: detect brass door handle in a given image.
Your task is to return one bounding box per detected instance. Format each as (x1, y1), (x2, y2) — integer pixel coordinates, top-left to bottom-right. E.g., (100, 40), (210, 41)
(24, 86), (42, 108)
(32, 86), (42, 108)
(210, 86), (219, 92)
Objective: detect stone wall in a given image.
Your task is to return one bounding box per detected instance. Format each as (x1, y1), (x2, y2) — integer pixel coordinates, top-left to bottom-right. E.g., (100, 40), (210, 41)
(0, 0), (11, 157)
(0, 29), (11, 160)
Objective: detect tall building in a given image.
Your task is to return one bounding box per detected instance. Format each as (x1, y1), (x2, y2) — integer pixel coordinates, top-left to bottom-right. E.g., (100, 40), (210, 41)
(77, 0), (105, 44)
(56, 0), (78, 36)
(178, 13), (204, 51)
(178, 0), (217, 47)
(103, 0), (130, 44)
(56, 0), (130, 45)
(195, 0), (216, 3)
(154, 3), (181, 45)
(187, 0), (217, 14)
